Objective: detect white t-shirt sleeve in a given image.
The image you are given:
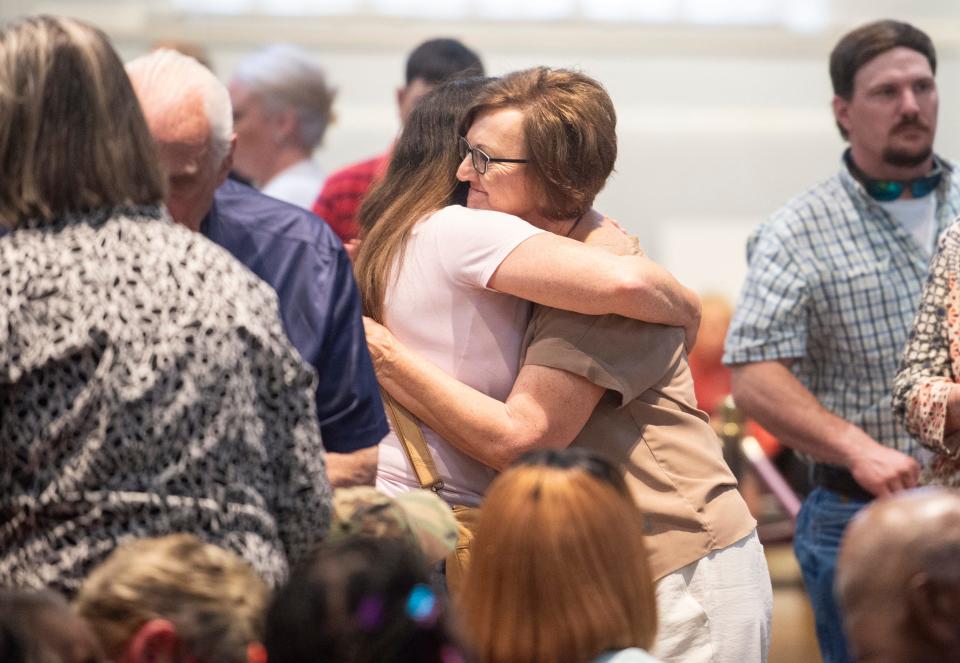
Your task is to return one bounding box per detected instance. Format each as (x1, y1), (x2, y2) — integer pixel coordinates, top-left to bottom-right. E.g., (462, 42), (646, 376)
(429, 205), (544, 288)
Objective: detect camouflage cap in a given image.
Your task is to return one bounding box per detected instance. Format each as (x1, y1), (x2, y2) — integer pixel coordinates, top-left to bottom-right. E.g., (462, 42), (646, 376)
(330, 487), (458, 564)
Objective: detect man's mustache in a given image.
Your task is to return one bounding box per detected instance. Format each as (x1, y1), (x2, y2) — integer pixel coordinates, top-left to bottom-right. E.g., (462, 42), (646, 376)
(891, 116), (931, 135)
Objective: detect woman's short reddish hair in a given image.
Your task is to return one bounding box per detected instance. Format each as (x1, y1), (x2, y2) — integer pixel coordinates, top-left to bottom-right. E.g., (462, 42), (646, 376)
(460, 67), (617, 221)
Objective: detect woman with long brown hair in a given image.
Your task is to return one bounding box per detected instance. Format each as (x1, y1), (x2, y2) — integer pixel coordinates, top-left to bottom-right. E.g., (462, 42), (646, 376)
(355, 77), (699, 509)
(461, 449), (659, 663)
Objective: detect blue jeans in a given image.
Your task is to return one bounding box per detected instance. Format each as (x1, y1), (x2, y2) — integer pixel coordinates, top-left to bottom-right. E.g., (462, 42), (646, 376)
(793, 487), (869, 663)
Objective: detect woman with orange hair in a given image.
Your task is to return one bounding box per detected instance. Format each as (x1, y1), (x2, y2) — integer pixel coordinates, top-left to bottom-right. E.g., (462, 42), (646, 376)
(461, 449), (659, 663)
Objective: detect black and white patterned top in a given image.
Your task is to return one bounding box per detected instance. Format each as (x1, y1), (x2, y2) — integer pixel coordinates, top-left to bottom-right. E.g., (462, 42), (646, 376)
(0, 206), (331, 594)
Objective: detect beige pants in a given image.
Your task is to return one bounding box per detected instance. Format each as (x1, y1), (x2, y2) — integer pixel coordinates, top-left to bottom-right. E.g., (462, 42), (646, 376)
(651, 531), (772, 663)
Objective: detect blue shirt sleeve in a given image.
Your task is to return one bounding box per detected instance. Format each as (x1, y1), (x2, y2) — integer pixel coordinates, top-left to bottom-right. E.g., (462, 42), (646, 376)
(205, 180), (388, 452)
(308, 240), (389, 452)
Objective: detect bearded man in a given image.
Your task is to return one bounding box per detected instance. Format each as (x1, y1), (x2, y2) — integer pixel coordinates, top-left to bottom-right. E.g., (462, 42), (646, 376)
(724, 19), (960, 663)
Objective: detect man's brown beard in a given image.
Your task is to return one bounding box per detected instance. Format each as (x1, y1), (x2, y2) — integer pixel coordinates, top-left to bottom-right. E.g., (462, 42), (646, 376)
(882, 118), (933, 168)
(883, 144), (933, 168)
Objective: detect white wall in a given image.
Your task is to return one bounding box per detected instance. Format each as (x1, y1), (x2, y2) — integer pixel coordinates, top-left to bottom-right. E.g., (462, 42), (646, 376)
(5, 1), (960, 299)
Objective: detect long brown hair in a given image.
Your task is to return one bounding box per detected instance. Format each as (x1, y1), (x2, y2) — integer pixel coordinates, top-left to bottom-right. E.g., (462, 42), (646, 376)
(354, 76), (491, 322)
(461, 458), (657, 663)
(0, 15), (164, 228)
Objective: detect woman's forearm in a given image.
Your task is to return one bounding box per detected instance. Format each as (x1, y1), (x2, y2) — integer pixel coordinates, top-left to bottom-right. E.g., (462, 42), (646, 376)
(376, 341), (530, 470)
(489, 233), (700, 341)
(365, 315), (602, 470)
(622, 256), (701, 348)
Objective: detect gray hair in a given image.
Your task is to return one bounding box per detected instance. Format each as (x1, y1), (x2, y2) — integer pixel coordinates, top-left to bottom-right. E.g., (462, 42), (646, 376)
(126, 49), (233, 165)
(231, 44), (336, 151)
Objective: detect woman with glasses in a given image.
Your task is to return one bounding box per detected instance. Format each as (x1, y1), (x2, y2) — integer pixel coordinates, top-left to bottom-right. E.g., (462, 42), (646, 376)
(362, 68), (770, 663)
(355, 77), (698, 510)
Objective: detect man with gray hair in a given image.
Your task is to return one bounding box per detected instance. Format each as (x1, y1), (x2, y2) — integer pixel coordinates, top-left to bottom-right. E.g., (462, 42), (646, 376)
(229, 44), (335, 208)
(836, 488), (960, 663)
(127, 49), (388, 487)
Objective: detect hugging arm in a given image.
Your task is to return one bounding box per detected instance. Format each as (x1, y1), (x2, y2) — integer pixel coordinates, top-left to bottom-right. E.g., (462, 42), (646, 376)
(488, 233), (700, 349)
(364, 317), (603, 470)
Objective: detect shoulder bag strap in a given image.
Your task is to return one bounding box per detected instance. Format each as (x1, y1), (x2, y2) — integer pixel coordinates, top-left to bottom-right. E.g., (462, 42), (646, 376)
(380, 389), (445, 493)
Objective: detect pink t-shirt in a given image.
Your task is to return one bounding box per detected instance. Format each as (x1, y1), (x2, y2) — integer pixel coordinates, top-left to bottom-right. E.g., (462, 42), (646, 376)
(376, 204), (544, 506)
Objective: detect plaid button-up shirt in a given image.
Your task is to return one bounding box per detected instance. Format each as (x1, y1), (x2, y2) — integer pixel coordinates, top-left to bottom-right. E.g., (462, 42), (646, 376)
(724, 154), (960, 458)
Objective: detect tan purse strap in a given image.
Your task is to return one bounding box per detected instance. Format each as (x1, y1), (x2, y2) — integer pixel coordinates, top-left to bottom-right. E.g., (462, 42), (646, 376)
(380, 389), (445, 493)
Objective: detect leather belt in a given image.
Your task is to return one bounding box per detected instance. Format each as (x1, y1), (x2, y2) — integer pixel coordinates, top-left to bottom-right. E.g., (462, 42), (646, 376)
(812, 464), (874, 502)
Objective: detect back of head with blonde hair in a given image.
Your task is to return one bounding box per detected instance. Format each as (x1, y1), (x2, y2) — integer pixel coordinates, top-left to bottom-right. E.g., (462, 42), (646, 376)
(461, 453), (657, 663)
(231, 44), (336, 151)
(75, 534), (269, 663)
(0, 15), (164, 228)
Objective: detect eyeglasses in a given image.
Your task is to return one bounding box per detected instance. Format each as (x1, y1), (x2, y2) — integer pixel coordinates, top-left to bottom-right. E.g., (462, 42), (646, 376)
(458, 136), (528, 175)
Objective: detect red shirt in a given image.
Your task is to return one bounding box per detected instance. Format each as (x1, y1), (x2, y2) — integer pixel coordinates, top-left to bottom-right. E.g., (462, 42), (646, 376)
(311, 152), (389, 242)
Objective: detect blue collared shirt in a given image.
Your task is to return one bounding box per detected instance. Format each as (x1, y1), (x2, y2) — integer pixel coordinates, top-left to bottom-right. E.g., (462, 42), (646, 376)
(202, 179), (387, 452)
(724, 154), (960, 458)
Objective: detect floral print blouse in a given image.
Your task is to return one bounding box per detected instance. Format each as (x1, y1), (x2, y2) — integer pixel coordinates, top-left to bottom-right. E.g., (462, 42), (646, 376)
(894, 220), (960, 486)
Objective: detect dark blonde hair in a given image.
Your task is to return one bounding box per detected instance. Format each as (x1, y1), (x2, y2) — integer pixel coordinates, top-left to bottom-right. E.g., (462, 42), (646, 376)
(0, 15), (164, 228)
(461, 456), (657, 663)
(75, 534), (268, 663)
(355, 76), (491, 322)
(460, 67), (617, 221)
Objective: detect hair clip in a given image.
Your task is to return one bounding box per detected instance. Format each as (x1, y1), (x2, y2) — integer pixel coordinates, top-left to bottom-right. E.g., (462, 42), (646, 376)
(405, 583), (439, 626)
(355, 594), (385, 630)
